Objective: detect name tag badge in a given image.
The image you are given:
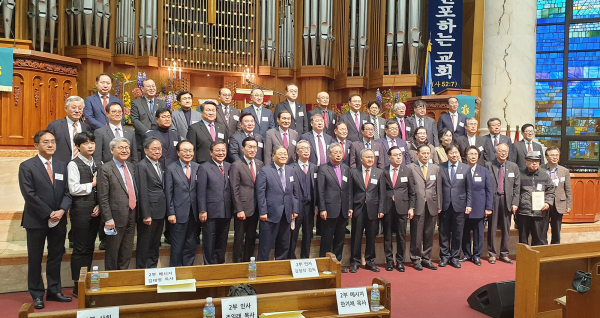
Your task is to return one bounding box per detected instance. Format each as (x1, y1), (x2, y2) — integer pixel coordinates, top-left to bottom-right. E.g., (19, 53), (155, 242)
(362, 120), (367, 124)
(430, 175), (436, 181)
(400, 177), (408, 183)
(332, 119), (336, 124)
(262, 116), (269, 122)
(374, 151), (379, 156)
(456, 174), (464, 179)
(537, 184), (543, 191)
(258, 142), (264, 148)
(233, 115), (239, 121)
(478, 146), (484, 152)
(54, 173), (64, 181)
(534, 151), (540, 156)
(292, 140), (297, 146)
(560, 177), (565, 182)
(288, 176), (294, 183)
(173, 141), (178, 147)
(428, 159), (433, 163)
(380, 125), (385, 129)
(553, 179), (559, 187)
(459, 122), (465, 127)
(371, 179), (378, 185)
(508, 172), (515, 178)
(406, 127), (411, 131)
(400, 147), (405, 151)
(191, 120), (199, 125)
(298, 112), (304, 117)
(217, 133), (224, 139)
(314, 173), (318, 179)
(342, 176), (348, 182)
(474, 177), (482, 182)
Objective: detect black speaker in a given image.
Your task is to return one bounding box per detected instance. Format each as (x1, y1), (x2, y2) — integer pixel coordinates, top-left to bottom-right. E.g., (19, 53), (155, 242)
(467, 280), (515, 318)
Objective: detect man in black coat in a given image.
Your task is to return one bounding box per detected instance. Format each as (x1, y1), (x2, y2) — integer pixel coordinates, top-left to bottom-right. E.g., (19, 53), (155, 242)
(144, 107), (182, 168)
(187, 101), (227, 164)
(338, 94), (370, 142)
(130, 79), (166, 153)
(274, 84), (309, 135)
(307, 92), (338, 137)
(47, 96), (91, 164)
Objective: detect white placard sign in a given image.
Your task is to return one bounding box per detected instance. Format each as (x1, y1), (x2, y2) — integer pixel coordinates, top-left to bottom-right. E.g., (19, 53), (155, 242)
(77, 307), (119, 318)
(290, 259), (319, 278)
(222, 295), (258, 318)
(335, 287), (370, 315)
(145, 267), (176, 285)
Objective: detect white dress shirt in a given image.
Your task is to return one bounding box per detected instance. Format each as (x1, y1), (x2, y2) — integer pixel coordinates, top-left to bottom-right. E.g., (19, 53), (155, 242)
(109, 123), (124, 137)
(66, 117), (82, 158)
(67, 154), (95, 195)
(288, 100), (296, 118)
(312, 130), (326, 165)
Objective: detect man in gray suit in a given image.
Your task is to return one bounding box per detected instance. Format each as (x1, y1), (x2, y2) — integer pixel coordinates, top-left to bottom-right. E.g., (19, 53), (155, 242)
(367, 101), (386, 141)
(130, 79), (166, 153)
(299, 114), (335, 166)
(485, 143), (520, 264)
(407, 144), (442, 271)
(216, 88), (241, 143)
(455, 118), (487, 166)
(97, 137), (138, 270)
(509, 124), (545, 170)
(229, 113), (265, 162)
(265, 110), (299, 165)
(93, 102), (138, 163)
(171, 91), (202, 139)
(483, 118), (513, 162)
(541, 147), (572, 244)
(274, 84), (309, 135)
(406, 100), (439, 146)
(47, 96), (91, 164)
(349, 122), (385, 169)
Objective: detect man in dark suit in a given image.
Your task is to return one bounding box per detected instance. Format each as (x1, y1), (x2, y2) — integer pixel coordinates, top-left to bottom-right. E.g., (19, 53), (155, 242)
(47, 96), (91, 164)
(299, 113), (335, 166)
(288, 140), (319, 259)
(229, 113), (265, 162)
(485, 142), (520, 264)
(375, 120), (411, 167)
(383, 146), (416, 272)
(392, 102), (412, 141)
(165, 141), (200, 266)
(144, 108), (182, 168)
(334, 122), (352, 166)
(83, 73), (123, 130)
(349, 122), (385, 169)
(197, 141), (233, 264)
(186, 101), (226, 164)
(230, 136), (263, 262)
(509, 124), (545, 170)
(240, 88), (275, 138)
(406, 100), (438, 146)
(407, 144), (442, 271)
(130, 79), (166, 152)
(437, 97), (467, 137)
(134, 137), (166, 269)
(317, 143), (351, 272)
(275, 84), (309, 135)
(19, 130), (72, 309)
(438, 144), (472, 269)
(308, 92), (338, 137)
(216, 88), (242, 143)
(483, 118), (513, 162)
(367, 101), (386, 141)
(348, 149), (386, 273)
(541, 147), (572, 245)
(461, 146), (493, 266)
(97, 137), (138, 270)
(339, 94), (371, 142)
(171, 91), (202, 139)
(256, 145), (300, 261)
(265, 111), (299, 165)
(93, 102), (138, 163)
(455, 118), (487, 166)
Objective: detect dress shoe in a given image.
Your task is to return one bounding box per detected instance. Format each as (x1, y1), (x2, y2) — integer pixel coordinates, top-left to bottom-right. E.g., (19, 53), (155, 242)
(69, 241), (74, 249)
(365, 264), (380, 273)
(46, 293), (72, 302)
(499, 257), (514, 264)
(488, 257), (496, 264)
(449, 259), (461, 269)
(395, 263), (405, 272)
(385, 263), (394, 271)
(458, 256), (470, 262)
(99, 240), (106, 251)
(438, 259), (448, 267)
(349, 265), (359, 273)
(196, 237), (201, 245)
(72, 284), (78, 298)
(33, 298), (44, 309)
(341, 267), (348, 273)
(164, 237), (171, 245)
(413, 263), (423, 271)
(473, 257), (482, 266)
(345, 228), (350, 234)
(422, 262), (438, 270)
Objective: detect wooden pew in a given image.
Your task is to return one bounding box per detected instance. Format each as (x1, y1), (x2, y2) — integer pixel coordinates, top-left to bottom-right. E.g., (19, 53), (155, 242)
(78, 253), (341, 308)
(20, 278), (391, 318)
(515, 241), (600, 318)
(554, 262), (600, 318)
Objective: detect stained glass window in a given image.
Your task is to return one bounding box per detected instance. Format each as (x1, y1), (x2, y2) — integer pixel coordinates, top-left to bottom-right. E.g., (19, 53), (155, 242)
(573, 0), (600, 19)
(537, 137), (562, 150)
(569, 23), (600, 50)
(537, 53), (564, 79)
(537, 25), (566, 51)
(535, 81), (563, 135)
(537, 0), (566, 24)
(568, 51), (600, 78)
(569, 141), (600, 160)
(566, 80), (600, 136)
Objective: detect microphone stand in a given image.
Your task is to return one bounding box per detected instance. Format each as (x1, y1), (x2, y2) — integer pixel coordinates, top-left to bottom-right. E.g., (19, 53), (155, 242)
(245, 78), (286, 104)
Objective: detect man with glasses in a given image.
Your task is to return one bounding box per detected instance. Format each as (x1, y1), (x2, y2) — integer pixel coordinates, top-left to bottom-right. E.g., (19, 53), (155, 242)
(308, 92), (337, 137)
(83, 73), (123, 130)
(509, 124), (545, 170)
(131, 79), (166, 153)
(455, 118), (487, 166)
(275, 84), (309, 135)
(392, 102), (412, 141)
(437, 96), (467, 137)
(406, 100), (438, 146)
(483, 118), (513, 162)
(187, 101), (227, 164)
(171, 91), (202, 139)
(376, 120), (411, 167)
(265, 111), (299, 165)
(144, 108), (182, 167)
(300, 114), (335, 166)
(241, 88), (275, 138)
(540, 147), (572, 244)
(93, 102), (138, 164)
(47, 96), (92, 164)
(216, 88), (241, 144)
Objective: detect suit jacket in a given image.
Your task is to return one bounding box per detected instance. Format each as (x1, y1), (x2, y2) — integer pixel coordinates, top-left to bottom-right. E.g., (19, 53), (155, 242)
(383, 165), (416, 215)
(19, 157), (72, 229)
(197, 161), (233, 219)
(394, 116), (414, 141)
(275, 100), (309, 135)
(369, 116), (387, 140)
(348, 140), (385, 169)
(290, 161), (319, 211)
(165, 161), (199, 223)
(308, 107), (338, 137)
(230, 159), (264, 217)
(317, 162), (352, 219)
(408, 162), (443, 216)
(437, 112), (467, 137)
(336, 139), (352, 166)
(216, 104), (242, 142)
(229, 131), (264, 163)
(485, 159), (521, 212)
(144, 129), (182, 168)
(264, 128), (299, 165)
(455, 135), (487, 166)
(483, 134), (513, 162)
(130, 97), (165, 148)
(339, 111), (371, 143)
(46, 118), (92, 164)
(255, 164), (300, 223)
(467, 164), (494, 219)
(186, 121), (226, 163)
(240, 105), (275, 138)
(408, 142), (440, 165)
(439, 161), (472, 212)
(509, 140), (546, 170)
(299, 131), (335, 165)
(171, 108), (203, 139)
(134, 157), (166, 220)
(349, 166), (386, 220)
(83, 94), (123, 130)
(540, 164), (572, 214)
(93, 125), (139, 163)
(97, 160), (138, 225)
(375, 137), (412, 167)
(406, 115), (439, 146)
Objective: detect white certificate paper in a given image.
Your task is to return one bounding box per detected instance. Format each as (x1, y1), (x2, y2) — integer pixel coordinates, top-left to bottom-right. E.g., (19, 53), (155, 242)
(532, 191), (545, 210)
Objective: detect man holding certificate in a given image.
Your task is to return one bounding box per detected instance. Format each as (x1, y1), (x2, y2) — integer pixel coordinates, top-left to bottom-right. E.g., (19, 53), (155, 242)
(516, 152), (555, 246)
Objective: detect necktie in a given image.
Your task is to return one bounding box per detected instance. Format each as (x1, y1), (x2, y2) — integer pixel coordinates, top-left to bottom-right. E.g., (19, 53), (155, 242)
(422, 164), (427, 179)
(354, 113), (359, 131)
(392, 168), (398, 201)
(224, 106), (230, 121)
(209, 123), (216, 141)
(256, 107), (261, 121)
(451, 114), (456, 130)
(323, 110), (328, 129)
(283, 132), (289, 149)
(122, 163), (136, 210)
(364, 169), (370, 188)
(528, 142), (532, 152)
(249, 161), (256, 182)
(186, 164), (191, 179)
(149, 100), (154, 116)
(72, 122), (79, 158)
(219, 164), (224, 175)
(115, 127), (121, 137)
(317, 135), (326, 165)
(279, 167), (286, 191)
(341, 141), (345, 158)
(494, 136), (498, 147)
(498, 164), (505, 194)
(450, 164), (456, 182)
(102, 96), (108, 116)
(334, 165), (342, 187)
(303, 163), (308, 174)
(391, 139), (396, 147)
(373, 118), (380, 140)
(419, 118), (424, 128)
(366, 142), (370, 149)
(46, 161), (53, 184)
(399, 118), (406, 140)
(155, 163), (162, 180)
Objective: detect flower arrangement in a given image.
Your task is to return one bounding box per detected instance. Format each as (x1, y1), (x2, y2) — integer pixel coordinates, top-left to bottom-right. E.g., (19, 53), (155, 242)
(339, 89), (409, 117)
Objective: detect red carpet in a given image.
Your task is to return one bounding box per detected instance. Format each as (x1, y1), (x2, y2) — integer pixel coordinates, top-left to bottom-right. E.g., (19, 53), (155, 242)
(1, 260), (515, 317)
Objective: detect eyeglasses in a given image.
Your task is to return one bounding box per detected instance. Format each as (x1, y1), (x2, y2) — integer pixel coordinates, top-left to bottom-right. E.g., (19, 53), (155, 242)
(159, 115), (172, 119)
(116, 146), (130, 151)
(297, 146), (310, 151)
(497, 150), (508, 154)
(110, 110), (123, 115)
(149, 147), (162, 152)
(40, 140), (56, 145)
(220, 94), (232, 98)
(287, 90), (298, 93)
(179, 150), (194, 154)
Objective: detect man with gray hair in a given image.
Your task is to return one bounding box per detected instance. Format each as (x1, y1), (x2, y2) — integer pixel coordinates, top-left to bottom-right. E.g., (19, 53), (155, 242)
(455, 117), (487, 166)
(130, 79), (166, 153)
(392, 102), (412, 141)
(93, 102), (138, 164)
(47, 96), (92, 164)
(308, 92), (337, 137)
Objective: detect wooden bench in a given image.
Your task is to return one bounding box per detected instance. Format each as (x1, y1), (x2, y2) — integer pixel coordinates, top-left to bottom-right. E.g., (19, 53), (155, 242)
(554, 262), (600, 318)
(77, 253), (341, 308)
(20, 278), (391, 318)
(515, 241), (600, 318)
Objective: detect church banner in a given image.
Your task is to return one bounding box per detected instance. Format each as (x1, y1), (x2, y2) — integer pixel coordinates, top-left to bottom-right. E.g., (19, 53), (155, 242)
(427, 0), (463, 94)
(0, 47), (13, 92)
(456, 94), (476, 118)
